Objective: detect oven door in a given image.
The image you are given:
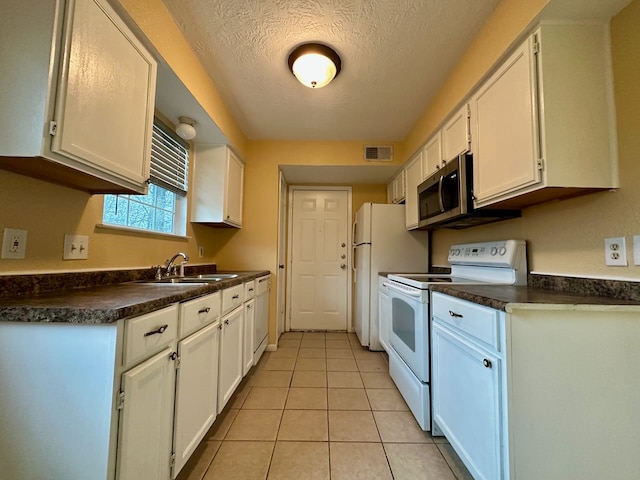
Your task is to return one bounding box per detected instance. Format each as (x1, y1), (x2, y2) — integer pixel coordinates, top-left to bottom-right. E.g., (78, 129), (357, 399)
(386, 283), (429, 382)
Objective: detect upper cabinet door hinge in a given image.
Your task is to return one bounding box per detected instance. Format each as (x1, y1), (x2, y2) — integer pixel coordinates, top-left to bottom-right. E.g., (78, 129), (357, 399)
(532, 37), (540, 55)
(170, 452), (176, 475)
(116, 391), (125, 410)
(537, 158), (545, 171)
(49, 121), (57, 136)
(466, 103), (471, 118)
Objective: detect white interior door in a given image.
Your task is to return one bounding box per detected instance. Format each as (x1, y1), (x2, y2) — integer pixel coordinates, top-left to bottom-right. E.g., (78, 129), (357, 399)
(289, 188), (350, 331)
(277, 172), (287, 338)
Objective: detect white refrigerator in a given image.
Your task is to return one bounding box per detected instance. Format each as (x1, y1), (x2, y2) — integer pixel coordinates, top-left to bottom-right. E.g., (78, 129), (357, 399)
(353, 203), (429, 350)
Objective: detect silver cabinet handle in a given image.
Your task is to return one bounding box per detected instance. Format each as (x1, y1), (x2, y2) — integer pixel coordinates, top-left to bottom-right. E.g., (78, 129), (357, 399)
(144, 324), (168, 337)
(449, 310), (463, 318)
(198, 307), (211, 314)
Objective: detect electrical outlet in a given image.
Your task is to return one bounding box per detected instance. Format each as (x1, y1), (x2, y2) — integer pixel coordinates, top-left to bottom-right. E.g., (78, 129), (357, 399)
(198, 246), (204, 258)
(604, 237), (627, 266)
(63, 234), (89, 260)
(1, 228), (27, 259)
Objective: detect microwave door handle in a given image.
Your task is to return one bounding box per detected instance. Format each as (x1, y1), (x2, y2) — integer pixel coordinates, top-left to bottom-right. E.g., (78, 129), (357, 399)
(438, 175), (445, 212)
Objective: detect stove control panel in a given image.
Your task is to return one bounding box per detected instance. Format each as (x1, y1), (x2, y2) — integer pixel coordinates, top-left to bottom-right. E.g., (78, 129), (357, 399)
(448, 240), (526, 268)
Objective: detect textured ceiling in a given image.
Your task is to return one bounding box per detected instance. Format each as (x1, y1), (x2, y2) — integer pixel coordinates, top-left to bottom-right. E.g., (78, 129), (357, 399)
(161, 0), (502, 141)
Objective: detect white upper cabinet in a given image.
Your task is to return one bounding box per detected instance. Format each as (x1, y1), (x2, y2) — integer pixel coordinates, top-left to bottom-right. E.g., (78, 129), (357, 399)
(191, 145), (245, 228)
(404, 151), (423, 230)
(442, 105), (471, 162)
(470, 24), (617, 209)
(387, 169), (406, 204)
(0, 0), (157, 194)
(423, 132), (444, 180)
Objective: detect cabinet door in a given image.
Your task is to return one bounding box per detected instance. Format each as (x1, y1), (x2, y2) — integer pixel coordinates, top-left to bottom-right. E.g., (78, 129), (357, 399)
(404, 153), (423, 229)
(218, 306), (244, 412)
(442, 105), (470, 161)
(52, 0), (156, 191)
(117, 346), (176, 480)
(423, 132), (443, 179)
(394, 170), (406, 202)
(173, 322), (220, 477)
(243, 299), (255, 376)
(224, 150), (244, 226)
(471, 38), (540, 207)
(431, 321), (503, 480)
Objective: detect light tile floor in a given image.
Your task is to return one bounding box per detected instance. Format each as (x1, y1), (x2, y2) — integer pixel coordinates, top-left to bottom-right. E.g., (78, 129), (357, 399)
(176, 332), (473, 480)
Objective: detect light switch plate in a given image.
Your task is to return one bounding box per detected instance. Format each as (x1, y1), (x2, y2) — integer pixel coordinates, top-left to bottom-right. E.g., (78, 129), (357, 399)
(604, 237), (627, 266)
(63, 234), (89, 260)
(633, 236), (640, 265)
(1, 228), (27, 259)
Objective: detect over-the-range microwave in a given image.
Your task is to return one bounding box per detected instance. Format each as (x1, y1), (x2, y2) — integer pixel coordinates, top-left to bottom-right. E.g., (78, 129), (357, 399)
(417, 154), (520, 229)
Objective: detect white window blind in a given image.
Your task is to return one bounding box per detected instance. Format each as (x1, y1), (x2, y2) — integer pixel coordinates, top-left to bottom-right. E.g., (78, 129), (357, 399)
(150, 119), (189, 196)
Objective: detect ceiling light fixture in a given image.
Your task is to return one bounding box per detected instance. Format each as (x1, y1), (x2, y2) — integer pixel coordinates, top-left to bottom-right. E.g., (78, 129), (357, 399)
(175, 116), (197, 141)
(288, 43), (342, 89)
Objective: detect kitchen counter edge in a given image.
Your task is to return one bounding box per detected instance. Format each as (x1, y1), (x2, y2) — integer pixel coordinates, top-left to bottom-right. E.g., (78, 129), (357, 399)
(0, 271), (271, 324)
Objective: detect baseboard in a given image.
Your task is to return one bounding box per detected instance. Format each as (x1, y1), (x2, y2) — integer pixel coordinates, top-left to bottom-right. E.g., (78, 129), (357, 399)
(266, 343), (277, 352)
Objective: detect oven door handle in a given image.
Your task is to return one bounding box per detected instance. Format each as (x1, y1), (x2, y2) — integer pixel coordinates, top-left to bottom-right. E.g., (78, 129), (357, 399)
(384, 282), (422, 297)
(438, 174), (445, 212)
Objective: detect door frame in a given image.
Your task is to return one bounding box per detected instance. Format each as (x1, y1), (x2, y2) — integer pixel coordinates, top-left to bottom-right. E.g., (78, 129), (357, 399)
(285, 186), (353, 332)
(276, 172), (288, 341)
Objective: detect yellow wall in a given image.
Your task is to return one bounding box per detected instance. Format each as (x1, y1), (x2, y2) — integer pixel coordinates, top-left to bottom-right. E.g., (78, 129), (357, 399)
(429, 0), (640, 280)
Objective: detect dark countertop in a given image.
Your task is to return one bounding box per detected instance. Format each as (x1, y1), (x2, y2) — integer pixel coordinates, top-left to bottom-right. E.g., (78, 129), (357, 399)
(429, 284), (640, 311)
(0, 271), (270, 324)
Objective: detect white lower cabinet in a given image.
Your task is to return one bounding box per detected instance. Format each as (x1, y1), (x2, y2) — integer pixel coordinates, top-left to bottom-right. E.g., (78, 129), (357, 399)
(243, 298), (255, 375)
(116, 346), (177, 480)
(172, 321), (220, 477)
(218, 305), (244, 412)
(431, 321), (503, 480)
(431, 291), (640, 480)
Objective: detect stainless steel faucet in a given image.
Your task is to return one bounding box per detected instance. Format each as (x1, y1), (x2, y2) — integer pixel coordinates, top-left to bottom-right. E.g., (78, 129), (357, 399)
(164, 252), (189, 277)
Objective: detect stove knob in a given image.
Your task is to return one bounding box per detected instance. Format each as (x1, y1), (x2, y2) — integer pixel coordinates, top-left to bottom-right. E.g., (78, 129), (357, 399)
(490, 247), (498, 256)
(499, 246), (507, 256)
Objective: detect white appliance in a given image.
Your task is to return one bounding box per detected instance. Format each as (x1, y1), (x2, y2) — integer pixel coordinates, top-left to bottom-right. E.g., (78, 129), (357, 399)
(253, 274), (271, 364)
(353, 203), (429, 350)
(385, 239), (527, 431)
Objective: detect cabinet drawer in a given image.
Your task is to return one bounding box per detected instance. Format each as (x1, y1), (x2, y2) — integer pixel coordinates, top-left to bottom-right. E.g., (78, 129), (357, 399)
(431, 292), (500, 350)
(179, 292), (221, 339)
(123, 304), (178, 368)
(222, 284), (245, 315)
(244, 280), (256, 300)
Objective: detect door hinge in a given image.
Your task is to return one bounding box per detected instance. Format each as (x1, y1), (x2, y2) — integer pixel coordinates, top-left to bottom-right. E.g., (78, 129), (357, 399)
(116, 391), (125, 410)
(49, 121), (57, 136)
(174, 354), (181, 370)
(533, 39), (540, 55)
(170, 452), (176, 474)
(537, 158), (545, 171)
(466, 103), (471, 118)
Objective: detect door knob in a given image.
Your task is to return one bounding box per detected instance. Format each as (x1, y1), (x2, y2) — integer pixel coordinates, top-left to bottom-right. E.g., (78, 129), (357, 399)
(340, 264), (346, 269)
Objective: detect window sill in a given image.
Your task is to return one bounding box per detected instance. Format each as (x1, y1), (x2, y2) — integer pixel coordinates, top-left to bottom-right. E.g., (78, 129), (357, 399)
(95, 224), (190, 241)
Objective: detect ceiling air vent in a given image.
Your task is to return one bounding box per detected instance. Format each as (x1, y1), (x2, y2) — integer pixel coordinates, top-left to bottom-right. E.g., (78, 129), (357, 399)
(364, 145), (393, 162)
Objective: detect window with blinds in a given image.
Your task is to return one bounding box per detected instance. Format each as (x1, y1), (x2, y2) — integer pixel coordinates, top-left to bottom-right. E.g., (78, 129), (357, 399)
(150, 119), (189, 196)
(101, 117), (190, 235)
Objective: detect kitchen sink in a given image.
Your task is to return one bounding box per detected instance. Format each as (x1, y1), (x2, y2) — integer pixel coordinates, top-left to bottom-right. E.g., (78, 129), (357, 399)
(186, 273), (239, 281)
(139, 278), (209, 285)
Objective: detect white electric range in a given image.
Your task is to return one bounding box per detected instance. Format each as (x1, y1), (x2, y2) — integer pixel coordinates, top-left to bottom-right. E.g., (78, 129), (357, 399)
(383, 240), (527, 432)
